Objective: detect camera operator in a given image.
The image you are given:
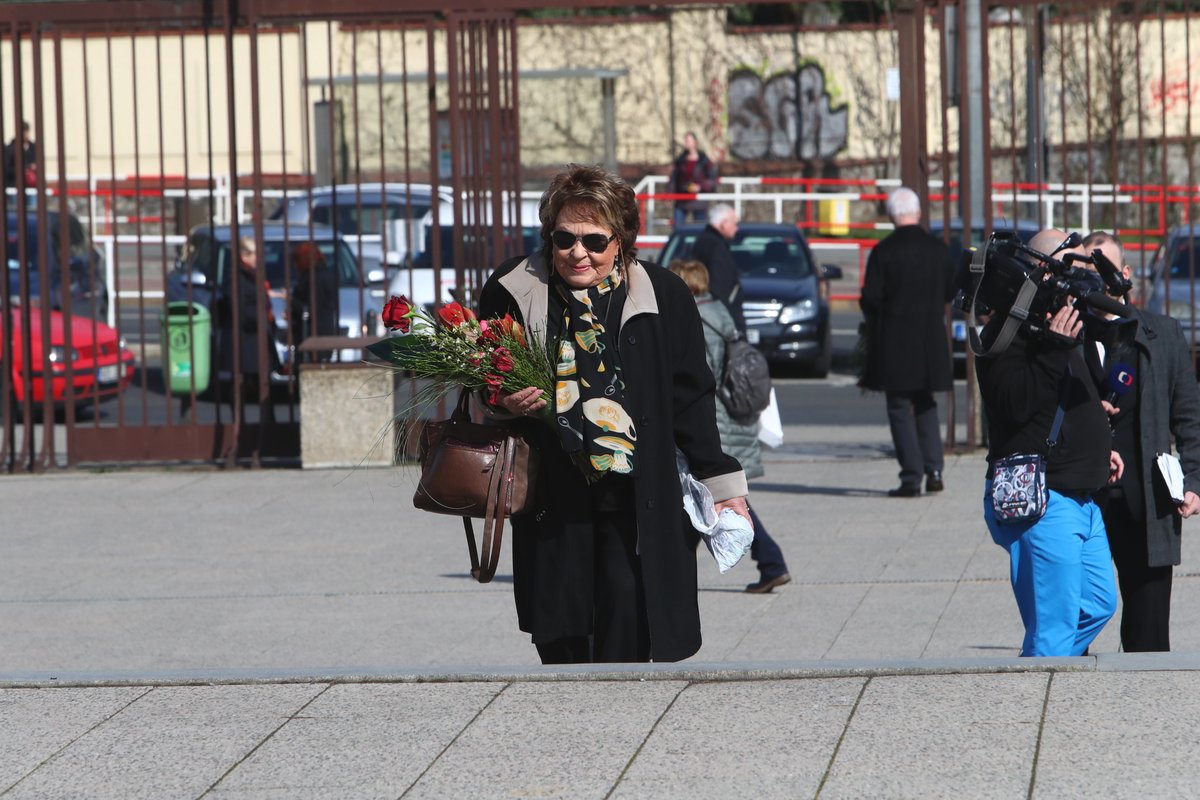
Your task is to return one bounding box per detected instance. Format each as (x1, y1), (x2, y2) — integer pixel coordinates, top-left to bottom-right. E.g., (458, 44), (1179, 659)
(1081, 231), (1200, 652)
(977, 228), (1122, 657)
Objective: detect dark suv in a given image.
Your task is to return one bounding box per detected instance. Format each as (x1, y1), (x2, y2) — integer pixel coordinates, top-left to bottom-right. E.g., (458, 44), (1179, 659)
(658, 223), (842, 376)
(4, 210), (108, 321)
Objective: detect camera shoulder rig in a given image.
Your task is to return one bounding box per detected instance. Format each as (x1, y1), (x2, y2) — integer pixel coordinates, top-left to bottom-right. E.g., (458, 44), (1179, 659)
(962, 245), (1041, 358)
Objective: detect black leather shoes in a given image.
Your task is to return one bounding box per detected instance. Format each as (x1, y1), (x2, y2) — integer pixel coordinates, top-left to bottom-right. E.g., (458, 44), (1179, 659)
(888, 485), (921, 498)
(744, 573), (791, 594)
(926, 471), (944, 492)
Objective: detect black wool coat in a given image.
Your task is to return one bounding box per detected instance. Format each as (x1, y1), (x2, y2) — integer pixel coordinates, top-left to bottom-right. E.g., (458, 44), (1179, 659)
(479, 253), (746, 662)
(1104, 308), (1200, 566)
(217, 266), (281, 377)
(859, 224), (955, 393)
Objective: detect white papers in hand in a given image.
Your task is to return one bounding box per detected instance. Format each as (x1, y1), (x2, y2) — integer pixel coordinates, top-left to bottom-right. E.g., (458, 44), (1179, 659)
(1156, 452), (1185, 504)
(676, 449), (754, 573)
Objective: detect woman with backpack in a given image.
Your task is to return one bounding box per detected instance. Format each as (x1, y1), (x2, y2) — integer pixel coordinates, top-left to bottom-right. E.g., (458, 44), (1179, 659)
(669, 259), (792, 593)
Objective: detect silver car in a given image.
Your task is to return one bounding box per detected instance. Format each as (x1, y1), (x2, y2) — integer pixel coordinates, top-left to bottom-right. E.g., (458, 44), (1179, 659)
(1143, 224), (1200, 353)
(268, 183), (454, 283)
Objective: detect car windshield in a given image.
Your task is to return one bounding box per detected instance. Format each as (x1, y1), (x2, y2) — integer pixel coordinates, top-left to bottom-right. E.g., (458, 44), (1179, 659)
(310, 199), (433, 235)
(415, 224), (542, 268)
(663, 231), (813, 278)
(260, 240), (360, 288)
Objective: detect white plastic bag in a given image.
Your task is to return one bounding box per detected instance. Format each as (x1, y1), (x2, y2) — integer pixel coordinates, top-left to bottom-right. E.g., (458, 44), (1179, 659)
(757, 388), (783, 449)
(675, 450), (754, 573)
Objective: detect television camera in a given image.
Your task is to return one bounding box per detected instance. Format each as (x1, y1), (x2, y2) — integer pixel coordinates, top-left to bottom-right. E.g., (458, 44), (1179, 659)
(956, 231), (1133, 355)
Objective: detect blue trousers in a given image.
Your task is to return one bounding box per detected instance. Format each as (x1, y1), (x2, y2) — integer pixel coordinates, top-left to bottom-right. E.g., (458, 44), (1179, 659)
(984, 483), (1117, 657)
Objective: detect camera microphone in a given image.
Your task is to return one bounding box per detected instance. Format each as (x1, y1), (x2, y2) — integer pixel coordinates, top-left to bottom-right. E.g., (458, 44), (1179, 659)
(1078, 290), (1129, 319)
(1105, 362), (1135, 404)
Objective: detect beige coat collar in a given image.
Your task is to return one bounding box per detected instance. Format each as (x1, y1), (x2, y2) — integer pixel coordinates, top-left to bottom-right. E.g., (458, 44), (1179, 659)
(498, 251), (659, 335)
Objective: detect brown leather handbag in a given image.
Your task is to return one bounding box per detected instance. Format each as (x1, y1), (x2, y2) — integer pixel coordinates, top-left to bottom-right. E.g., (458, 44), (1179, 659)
(413, 388), (538, 583)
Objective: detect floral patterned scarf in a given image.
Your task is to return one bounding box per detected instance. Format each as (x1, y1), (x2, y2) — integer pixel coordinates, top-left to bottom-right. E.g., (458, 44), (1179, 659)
(553, 269), (637, 480)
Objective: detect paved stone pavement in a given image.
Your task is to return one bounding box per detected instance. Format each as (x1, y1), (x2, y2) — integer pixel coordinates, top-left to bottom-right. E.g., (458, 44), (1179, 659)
(4, 422), (1200, 798)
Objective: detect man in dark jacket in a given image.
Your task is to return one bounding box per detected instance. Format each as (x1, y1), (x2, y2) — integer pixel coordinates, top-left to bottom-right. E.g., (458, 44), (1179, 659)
(690, 203), (745, 332)
(859, 187), (955, 497)
(1083, 231), (1200, 651)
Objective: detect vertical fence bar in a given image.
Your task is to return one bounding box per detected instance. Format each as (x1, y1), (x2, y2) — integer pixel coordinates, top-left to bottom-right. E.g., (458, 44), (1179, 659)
(426, 17), (441, 307)
(53, 30), (76, 467)
(32, 27), (56, 464)
(130, 30), (149, 426)
(1184, 7), (1196, 356)
(248, 9), (271, 465)
(1132, 3), (1148, 290)
(155, 31), (172, 430)
(178, 25), (199, 415)
(12, 23), (36, 465)
(81, 32), (101, 425)
(104, 29), (125, 427)
(276, 23), (297, 413)
(375, 26), (388, 264)
(0, 23), (14, 471)
(224, 0), (244, 461)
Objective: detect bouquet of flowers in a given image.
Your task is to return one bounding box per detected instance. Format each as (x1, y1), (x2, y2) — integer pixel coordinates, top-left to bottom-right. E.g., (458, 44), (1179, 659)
(367, 295), (555, 423)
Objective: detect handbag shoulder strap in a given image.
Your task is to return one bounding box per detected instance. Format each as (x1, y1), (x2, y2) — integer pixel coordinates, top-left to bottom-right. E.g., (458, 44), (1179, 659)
(463, 432), (519, 583)
(1046, 362), (1072, 448)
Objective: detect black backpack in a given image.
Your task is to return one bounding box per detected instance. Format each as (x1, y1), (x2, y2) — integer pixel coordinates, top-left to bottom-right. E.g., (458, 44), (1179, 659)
(701, 318), (772, 424)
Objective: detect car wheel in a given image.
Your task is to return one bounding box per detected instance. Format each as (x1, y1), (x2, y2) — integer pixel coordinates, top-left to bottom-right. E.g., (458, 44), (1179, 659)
(804, 327), (832, 379)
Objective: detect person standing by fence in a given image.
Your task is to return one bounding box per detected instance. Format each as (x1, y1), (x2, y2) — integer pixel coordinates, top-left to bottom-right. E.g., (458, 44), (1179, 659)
(667, 131), (718, 229)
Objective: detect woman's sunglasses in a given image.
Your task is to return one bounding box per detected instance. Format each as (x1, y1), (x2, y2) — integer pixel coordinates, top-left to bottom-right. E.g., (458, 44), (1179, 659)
(551, 230), (616, 253)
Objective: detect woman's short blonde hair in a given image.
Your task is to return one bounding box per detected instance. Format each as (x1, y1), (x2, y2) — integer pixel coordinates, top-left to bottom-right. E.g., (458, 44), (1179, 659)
(539, 164), (640, 262)
(667, 259), (709, 296)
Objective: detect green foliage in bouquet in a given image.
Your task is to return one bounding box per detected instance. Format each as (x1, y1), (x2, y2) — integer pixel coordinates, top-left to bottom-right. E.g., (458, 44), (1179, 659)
(368, 296), (555, 423)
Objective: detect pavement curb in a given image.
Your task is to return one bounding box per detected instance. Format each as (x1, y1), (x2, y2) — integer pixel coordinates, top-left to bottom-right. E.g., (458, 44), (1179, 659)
(7, 652), (1200, 689)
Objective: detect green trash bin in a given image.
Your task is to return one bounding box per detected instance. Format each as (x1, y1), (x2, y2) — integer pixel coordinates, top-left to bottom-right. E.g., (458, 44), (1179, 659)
(161, 301), (211, 395)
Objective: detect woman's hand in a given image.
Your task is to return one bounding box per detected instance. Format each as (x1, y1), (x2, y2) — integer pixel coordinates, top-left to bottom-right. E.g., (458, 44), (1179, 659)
(715, 496), (751, 526)
(497, 386), (548, 418)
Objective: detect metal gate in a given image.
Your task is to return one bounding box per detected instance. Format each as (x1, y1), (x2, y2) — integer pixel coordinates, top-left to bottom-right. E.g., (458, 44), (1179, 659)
(0, 1), (521, 470)
(2, 1), (1198, 468)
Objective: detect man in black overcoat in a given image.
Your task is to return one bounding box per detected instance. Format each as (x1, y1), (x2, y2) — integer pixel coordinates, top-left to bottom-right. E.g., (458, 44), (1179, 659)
(689, 203), (745, 332)
(1083, 231), (1200, 651)
(860, 187), (955, 497)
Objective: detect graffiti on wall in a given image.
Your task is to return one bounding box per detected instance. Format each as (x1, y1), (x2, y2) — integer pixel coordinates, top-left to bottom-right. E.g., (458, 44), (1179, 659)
(1149, 59), (1200, 115)
(728, 64), (849, 161)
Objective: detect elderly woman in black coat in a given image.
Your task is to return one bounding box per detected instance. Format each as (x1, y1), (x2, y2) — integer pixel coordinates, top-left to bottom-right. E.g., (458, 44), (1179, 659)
(479, 164), (748, 664)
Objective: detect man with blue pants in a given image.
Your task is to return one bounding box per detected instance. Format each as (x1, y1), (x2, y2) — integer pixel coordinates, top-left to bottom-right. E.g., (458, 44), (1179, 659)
(975, 229), (1123, 656)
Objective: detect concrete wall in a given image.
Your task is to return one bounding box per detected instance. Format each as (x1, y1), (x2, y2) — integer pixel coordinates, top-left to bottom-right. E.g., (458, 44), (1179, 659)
(1, 10), (1195, 184)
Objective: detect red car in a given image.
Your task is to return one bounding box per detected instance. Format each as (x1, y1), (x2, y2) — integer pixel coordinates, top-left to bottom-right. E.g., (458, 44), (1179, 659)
(3, 308), (136, 407)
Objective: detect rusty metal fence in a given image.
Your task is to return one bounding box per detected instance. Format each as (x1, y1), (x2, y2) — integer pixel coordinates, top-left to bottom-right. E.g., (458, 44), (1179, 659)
(0, 1), (522, 470)
(0, 0), (1197, 468)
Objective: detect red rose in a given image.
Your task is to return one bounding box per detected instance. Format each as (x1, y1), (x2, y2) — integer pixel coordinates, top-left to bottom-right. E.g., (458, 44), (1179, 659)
(479, 319), (500, 344)
(467, 351), (485, 367)
(437, 302), (468, 328)
(491, 347), (514, 373)
(487, 313), (527, 347)
(484, 373), (504, 405)
(382, 295), (414, 332)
